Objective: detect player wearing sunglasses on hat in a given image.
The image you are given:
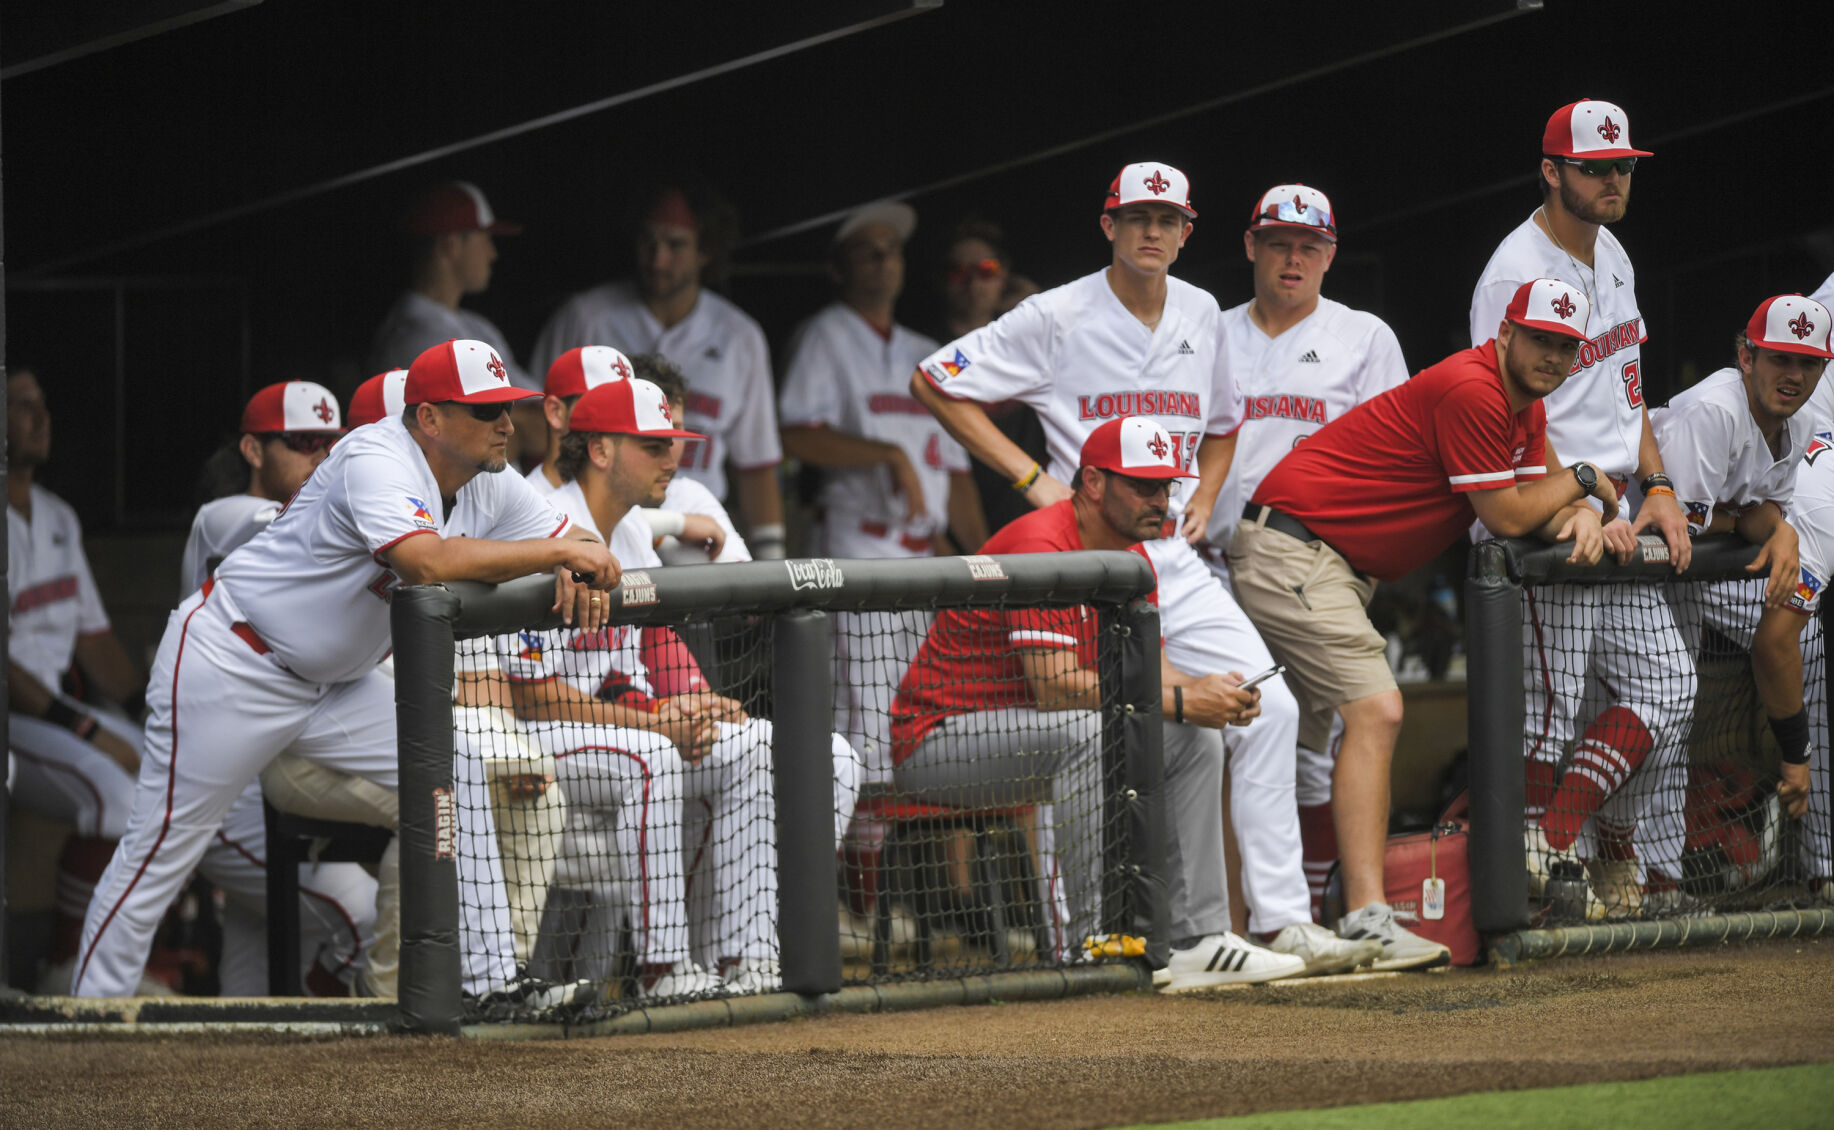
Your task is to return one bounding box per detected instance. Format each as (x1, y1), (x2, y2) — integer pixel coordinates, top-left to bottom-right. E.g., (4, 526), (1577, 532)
(1469, 100), (1699, 917)
(1204, 184), (1411, 924)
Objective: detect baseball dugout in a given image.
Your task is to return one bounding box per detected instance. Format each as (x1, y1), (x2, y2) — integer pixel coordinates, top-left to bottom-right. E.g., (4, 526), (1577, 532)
(388, 551), (1166, 1034)
(1466, 533), (1834, 961)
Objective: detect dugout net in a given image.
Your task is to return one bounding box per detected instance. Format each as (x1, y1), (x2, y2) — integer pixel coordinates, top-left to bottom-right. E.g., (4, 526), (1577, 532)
(1465, 534), (1833, 950)
(387, 552), (1166, 1033)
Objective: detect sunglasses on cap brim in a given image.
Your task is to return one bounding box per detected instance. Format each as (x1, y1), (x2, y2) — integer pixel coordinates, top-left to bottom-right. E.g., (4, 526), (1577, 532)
(263, 432), (341, 454)
(1252, 200), (1337, 238)
(1555, 156), (1638, 176)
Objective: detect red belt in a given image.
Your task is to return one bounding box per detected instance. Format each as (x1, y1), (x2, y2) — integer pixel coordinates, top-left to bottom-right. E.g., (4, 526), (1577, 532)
(860, 521), (933, 555)
(202, 577), (288, 667)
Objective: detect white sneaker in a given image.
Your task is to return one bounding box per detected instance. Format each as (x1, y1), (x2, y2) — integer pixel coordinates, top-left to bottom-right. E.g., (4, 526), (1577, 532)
(1524, 825), (1578, 899)
(1335, 902), (1451, 972)
(1266, 921), (1382, 976)
(723, 958), (781, 994)
(641, 961), (725, 1000)
(1158, 933), (1304, 992)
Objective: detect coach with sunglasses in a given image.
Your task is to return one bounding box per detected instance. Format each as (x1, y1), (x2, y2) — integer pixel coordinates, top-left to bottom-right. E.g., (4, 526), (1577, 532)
(1467, 99), (1697, 916)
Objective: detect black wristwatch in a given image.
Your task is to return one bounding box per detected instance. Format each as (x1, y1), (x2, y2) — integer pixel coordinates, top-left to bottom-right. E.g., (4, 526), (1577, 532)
(1570, 462), (1598, 497)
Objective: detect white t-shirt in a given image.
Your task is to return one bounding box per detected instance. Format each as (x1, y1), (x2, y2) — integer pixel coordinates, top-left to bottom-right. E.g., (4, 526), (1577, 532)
(214, 416), (570, 684)
(1639, 367), (1813, 535)
(1470, 212), (1649, 478)
(7, 485), (110, 691)
(915, 269), (1243, 523)
(1207, 297), (1410, 542)
(181, 494), (280, 598)
(368, 291), (536, 390)
(497, 482), (656, 702)
(1786, 431), (1834, 616)
(780, 302), (967, 544)
(529, 281), (782, 499)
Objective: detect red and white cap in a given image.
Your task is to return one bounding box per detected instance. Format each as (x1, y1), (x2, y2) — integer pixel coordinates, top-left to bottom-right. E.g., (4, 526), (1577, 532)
(1078, 417), (1197, 480)
(1746, 295), (1834, 359)
(240, 380), (343, 433)
(346, 370), (409, 428)
(1104, 162), (1196, 219)
(404, 181), (524, 238)
(544, 346), (636, 399)
(1504, 278), (1592, 342)
(1247, 183), (1337, 242)
(835, 201), (917, 245)
(567, 377), (706, 439)
(405, 339), (542, 406)
(1543, 99), (1652, 159)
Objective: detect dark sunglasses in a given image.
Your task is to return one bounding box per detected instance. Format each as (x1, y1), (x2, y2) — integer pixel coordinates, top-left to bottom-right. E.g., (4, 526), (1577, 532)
(264, 432), (340, 454)
(1103, 469), (1181, 498)
(453, 401), (514, 422)
(1556, 156), (1637, 176)
(946, 257), (1003, 285)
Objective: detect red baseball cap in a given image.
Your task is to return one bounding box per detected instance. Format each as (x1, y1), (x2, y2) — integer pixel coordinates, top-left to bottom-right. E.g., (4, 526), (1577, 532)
(1078, 417), (1197, 480)
(1746, 295), (1834, 359)
(1247, 184), (1337, 242)
(241, 381), (343, 433)
(405, 339), (541, 406)
(1543, 99), (1652, 160)
(1504, 278), (1593, 342)
(566, 377), (706, 439)
(347, 370), (408, 428)
(1104, 162), (1196, 219)
(403, 181), (524, 238)
(544, 346), (636, 399)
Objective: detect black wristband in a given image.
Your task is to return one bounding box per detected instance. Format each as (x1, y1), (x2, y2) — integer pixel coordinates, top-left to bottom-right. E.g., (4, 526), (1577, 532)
(1770, 708), (1811, 765)
(1173, 686), (1184, 725)
(1641, 472), (1674, 494)
(42, 699), (98, 741)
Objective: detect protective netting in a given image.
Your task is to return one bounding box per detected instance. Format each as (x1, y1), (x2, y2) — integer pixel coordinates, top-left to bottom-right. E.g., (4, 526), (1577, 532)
(1519, 575), (1832, 923)
(444, 591), (1133, 1023)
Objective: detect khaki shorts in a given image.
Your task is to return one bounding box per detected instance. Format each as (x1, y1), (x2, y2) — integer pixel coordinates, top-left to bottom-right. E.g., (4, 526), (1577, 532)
(1228, 515), (1395, 751)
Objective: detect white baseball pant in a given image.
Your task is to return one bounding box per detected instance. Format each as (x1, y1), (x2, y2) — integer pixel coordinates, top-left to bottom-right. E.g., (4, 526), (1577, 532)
(8, 706), (141, 838)
(1148, 536), (1311, 934)
(74, 584), (520, 998)
(1522, 581), (1695, 878)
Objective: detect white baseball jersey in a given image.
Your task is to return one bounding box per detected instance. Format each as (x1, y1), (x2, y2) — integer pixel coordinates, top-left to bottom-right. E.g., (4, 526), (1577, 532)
(1806, 272), (1834, 435)
(780, 303), (967, 547)
(916, 270), (1243, 522)
(180, 494), (280, 597)
(498, 483), (655, 703)
(1206, 297), (1410, 543)
(1641, 367), (1812, 535)
(369, 291), (537, 390)
(657, 475), (751, 564)
(7, 486), (110, 691)
(530, 281), (782, 499)
(214, 416), (570, 684)
(1471, 213), (1648, 477)
(1787, 432), (1834, 615)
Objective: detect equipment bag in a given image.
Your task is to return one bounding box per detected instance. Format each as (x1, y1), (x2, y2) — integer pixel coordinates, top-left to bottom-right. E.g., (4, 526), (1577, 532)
(1324, 791), (1482, 966)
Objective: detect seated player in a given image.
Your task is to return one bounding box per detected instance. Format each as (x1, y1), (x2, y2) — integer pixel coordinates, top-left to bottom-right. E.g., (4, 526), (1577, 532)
(1608, 295), (1830, 910)
(499, 376), (861, 996)
(892, 417), (1377, 988)
(8, 365), (163, 994)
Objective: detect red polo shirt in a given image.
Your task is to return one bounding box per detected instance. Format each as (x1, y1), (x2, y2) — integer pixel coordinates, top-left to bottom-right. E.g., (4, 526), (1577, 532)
(1251, 341), (1548, 582)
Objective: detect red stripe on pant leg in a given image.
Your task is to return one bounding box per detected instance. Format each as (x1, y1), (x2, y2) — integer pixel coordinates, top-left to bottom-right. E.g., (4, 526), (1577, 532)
(74, 593), (212, 995)
(215, 830), (364, 981)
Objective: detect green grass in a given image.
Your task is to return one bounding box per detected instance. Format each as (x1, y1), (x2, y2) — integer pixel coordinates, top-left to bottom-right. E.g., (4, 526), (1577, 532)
(1121, 1064), (1834, 1130)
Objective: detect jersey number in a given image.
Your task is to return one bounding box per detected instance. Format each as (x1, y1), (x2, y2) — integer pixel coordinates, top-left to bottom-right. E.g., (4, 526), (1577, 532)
(1167, 431), (1201, 471)
(680, 437), (715, 471)
(922, 435), (945, 470)
(1622, 360), (1643, 409)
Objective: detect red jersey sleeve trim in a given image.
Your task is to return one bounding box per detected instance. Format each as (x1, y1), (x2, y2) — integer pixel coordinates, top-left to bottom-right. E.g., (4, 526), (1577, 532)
(548, 515), (571, 538)
(373, 527), (436, 565)
(1204, 421), (1244, 440)
(915, 365), (976, 403)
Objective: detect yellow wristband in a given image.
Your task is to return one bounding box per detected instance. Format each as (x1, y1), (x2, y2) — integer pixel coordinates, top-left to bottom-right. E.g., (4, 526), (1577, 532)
(1012, 463), (1042, 493)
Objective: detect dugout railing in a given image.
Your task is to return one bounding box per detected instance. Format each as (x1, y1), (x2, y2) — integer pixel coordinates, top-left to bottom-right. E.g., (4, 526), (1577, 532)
(1466, 533), (1834, 964)
(389, 551), (1166, 1036)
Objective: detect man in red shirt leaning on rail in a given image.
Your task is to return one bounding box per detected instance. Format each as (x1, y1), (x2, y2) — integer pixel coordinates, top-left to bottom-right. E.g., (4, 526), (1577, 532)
(1231, 278), (1618, 968)
(891, 416), (1383, 991)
